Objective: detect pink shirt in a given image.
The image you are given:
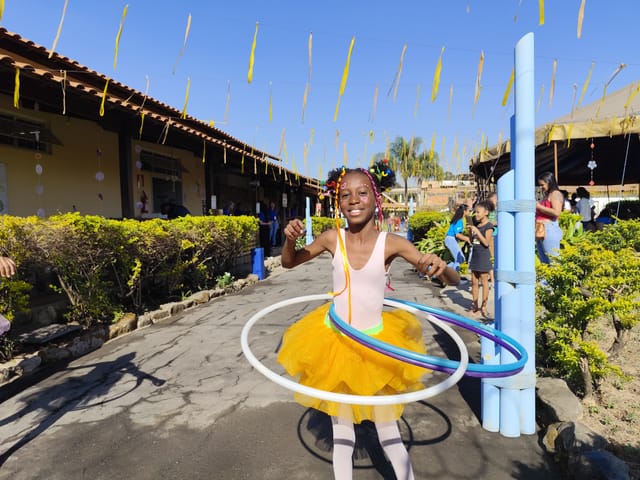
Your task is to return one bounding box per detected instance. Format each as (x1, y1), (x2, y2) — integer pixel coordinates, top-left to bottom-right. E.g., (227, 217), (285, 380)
(332, 230), (387, 331)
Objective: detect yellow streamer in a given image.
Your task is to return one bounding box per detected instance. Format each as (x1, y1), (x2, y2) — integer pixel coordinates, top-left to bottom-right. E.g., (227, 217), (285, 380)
(161, 121), (170, 144)
(49, 0), (69, 58)
(181, 77), (190, 119)
(501, 69), (514, 107)
(432, 46), (444, 102)
(247, 22), (259, 84)
(570, 83), (578, 117)
(241, 153), (245, 174)
(138, 112), (145, 139)
(538, 0), (545, 25)
(202, 139), (206, 164)
(0, 0), (4, 21)
(595, 85), (607, 118)
(473, 51), (484, 108)
(429, 132), (435, 163)
(208, 119), (215, 128)
(578, 62), (594, 108)
(13, 67), (19, 108)
(113, 4), (129, 70)
(99, 79), (109, 117)
(623, 83), (640, 109)
(224, 81), (231, 123)
(370, 84), (379, 122)
(390, 44), (407, 101)
(577, 0), (586, 39)
(567, 123), (574, 147)
(309, 128), (315, 147)
(308, 32), (313, 84)
(173, 13), (192, 74)
(414, 83), (421, 118)
(278, 128), (286, 157)
(333, 36), (355, 122)
(269, 81), (273, 122)
(549, 59), (557, 108)
(537, 84), (545, 112)
(301, 82), (309, 123)
(369, 130), (374, 143)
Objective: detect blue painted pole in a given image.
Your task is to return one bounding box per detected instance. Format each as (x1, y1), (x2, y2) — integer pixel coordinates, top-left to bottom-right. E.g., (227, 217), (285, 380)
(305, 197), (313, 245)
(513, 32), (537, 435)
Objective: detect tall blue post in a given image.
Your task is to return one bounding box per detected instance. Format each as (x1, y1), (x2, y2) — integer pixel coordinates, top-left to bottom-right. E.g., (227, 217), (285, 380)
(513, 32), (537, 435)
(481, 32), (536, 437)
(305, 197), (313, 245)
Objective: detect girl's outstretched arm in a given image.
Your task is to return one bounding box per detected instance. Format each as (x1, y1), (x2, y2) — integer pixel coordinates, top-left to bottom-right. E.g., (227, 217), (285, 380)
(281, 218), (335, 268)
(386, 234), (460, 286)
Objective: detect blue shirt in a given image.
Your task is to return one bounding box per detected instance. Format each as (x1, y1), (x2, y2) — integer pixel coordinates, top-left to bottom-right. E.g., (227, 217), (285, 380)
(446, 219), (464, 237)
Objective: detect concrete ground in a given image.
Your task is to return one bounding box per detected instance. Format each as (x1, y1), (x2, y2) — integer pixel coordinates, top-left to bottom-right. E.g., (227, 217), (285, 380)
(0, 252), (561, 480)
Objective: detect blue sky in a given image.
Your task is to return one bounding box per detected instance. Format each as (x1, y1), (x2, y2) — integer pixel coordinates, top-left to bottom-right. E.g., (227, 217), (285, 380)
(2, 1), (638, 180)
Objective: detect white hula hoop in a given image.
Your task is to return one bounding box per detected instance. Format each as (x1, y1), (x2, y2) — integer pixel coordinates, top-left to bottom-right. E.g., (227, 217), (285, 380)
(240, 294), (469, 406)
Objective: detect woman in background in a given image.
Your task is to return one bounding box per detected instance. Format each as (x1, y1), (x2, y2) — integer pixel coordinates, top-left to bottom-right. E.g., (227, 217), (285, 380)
(535, 172), (563, 264)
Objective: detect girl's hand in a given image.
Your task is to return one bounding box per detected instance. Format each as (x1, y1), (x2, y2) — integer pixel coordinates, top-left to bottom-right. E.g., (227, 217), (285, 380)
(0, 257), (16, 278)
(283, 219), (306, 241)
(416, 253), (447, 278)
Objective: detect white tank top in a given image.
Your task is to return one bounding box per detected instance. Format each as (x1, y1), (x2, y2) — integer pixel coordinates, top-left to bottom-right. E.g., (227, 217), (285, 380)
(332, 230), (387, 331)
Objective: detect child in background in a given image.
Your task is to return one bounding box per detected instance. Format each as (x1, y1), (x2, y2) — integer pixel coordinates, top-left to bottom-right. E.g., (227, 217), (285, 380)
(277, 161), (459, 479)
(468, 200), (495, 318)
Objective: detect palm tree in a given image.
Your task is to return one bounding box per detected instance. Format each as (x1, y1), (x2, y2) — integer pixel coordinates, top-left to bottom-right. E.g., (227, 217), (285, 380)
(389, 136), (423, 204)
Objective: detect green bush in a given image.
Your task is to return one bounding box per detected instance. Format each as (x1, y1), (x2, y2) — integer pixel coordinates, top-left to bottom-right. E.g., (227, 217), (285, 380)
(408, 211), (449, 240)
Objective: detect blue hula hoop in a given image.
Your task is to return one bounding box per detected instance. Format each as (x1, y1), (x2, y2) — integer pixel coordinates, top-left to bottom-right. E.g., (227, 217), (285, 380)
(328, 297), (527, 378)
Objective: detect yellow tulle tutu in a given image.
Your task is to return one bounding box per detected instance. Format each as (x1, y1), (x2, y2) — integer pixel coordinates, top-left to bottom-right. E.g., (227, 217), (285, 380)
(276, 303), (429, 424)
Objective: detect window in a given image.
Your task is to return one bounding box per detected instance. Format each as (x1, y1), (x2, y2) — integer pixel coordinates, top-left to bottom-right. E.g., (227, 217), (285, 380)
(139, 150), (185, 178)
(0, 114), (61, 153)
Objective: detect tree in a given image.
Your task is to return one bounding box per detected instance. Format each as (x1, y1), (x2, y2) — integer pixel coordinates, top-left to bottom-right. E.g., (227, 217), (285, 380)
(387, 136), (444, 203)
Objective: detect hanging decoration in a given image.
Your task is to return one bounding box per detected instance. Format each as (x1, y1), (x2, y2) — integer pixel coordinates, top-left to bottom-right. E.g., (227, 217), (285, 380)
(370, 84), (379, 122)
(278, 128), (286, 157)
(173, 13), (192, 74)
(61, 70), (67, 114)
(473, 51), (484, 111)
(224, 80), (231, 122)
(113, 4), (129, 70)
(577, 0), (586, 38)
(431, 46), (444, 102)
(570, 83), (578, 116)
(548, 59), (557, 108)
(0, 0), (4, 21)
(537, 84), (545, 112)
(247, 22), (259, 84)
(99, 79), (109, 117)
(13, 67), (19, 108)
(414, 83), (421, 118)
(308, 31), (313, 84)
(181, 77), (190, 119)
(49, 0), (69, 58)
(577, 62), (594, 108)
(301, 82), (309, 123)
(624, 83), (640, 110)
(202, 139), (206, 164)
(587, 140), (597, 185)
(269, 81), (273, 122)
(138, 112), (145, 139)
(501, 68), (514, 107)
(538, 0), (545, 25)
(388, 44), (407, 101)
(333, 36), (355, 122)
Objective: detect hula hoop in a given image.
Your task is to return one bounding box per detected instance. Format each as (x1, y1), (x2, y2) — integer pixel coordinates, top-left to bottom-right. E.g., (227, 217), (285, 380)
(327, 298), (528, 378)
(241, 294), (469, 406)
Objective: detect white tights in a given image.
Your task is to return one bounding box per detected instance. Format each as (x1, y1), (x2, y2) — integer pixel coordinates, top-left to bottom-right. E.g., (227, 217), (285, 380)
(331, 417), (415, 480)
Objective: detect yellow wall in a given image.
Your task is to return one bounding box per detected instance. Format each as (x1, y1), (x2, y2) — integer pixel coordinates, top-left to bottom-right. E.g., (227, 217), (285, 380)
(0, 96), (206, 218)
(0, 97), (121, 217)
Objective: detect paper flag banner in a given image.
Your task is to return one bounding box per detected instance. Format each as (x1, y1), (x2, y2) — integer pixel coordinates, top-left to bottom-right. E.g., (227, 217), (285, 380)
(389, 44), (407, 101)
(99, 79), (109, 116)
(431, 47), (444, 102)
(624, 83), (640, 109)
(429, 133), (435, 163)
(473, 51), (484, 109)
(301, 82), (309, 123)
(537, 84), (545, 112)
(501, 68), (514, 106)
(577, 0), (586, 38)
(570, 83), (578, 117)
(181, 77), (190, 119)
(370, 84), (379, 122)
(0, 0), (3, 21)
(138, 112), (145, 139)
(247, 22), (259, 84)
(224, 81), (231, 122)
(334, 36), (355, 122)
(202, 139), (206, 163)
(539, 0), (545, 25)
(49, 0), (69, 58)
(13, 67), (19, 108)
(114, 4), (129, 70)
(278, 128), (286, 157)
(578, 62), (594, 108)
(414, 83), (421, 118)
(549, 59), (557, 108)
(269, 81), (273, 122)
(173, 13), (192, 74)
(308, 32), (313, 84)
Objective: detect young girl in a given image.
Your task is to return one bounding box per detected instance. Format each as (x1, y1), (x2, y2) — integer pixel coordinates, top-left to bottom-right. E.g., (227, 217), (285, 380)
(467, 200), (495, 318)
(277, 163), (459, 480)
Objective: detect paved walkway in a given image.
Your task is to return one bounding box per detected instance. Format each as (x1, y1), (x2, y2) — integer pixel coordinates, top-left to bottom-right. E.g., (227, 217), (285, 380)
(0, 252), (561, 479)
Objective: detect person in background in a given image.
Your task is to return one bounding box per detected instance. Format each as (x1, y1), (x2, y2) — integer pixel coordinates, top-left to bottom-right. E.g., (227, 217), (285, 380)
(160, 200), (190, 219)
(468, 200), (495, 318)
(487, 192), (498, 287)
(595, 208), (614, 228)
(444, 205), (471, 273)
(267, 201), (280, 246)
(560, 190), (572, 211)
(535, 171), (564, 264)
(575, 187), (595, 232)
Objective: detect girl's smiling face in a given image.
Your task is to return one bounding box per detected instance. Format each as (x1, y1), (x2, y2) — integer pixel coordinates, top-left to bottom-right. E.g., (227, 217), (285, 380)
(338, 171), (376, 223)
(474, 204), (488, 221)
